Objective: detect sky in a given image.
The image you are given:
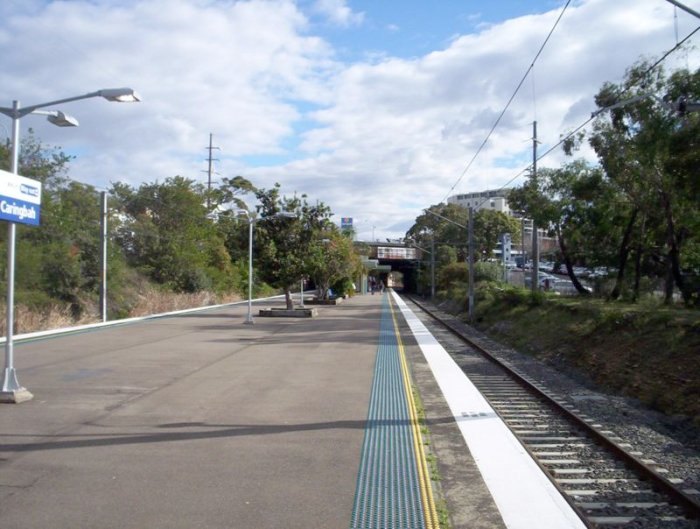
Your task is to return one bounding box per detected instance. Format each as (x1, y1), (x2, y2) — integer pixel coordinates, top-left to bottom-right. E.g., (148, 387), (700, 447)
(0, 0), (698, 241)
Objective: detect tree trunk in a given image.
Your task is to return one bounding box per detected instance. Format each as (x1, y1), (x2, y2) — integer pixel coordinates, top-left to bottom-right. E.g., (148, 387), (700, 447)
(633, 248), (643, 303)
(632, 216), (645, 302)
(661, 192), (686, 304)
(557, 226), (590, 295)
(610, 209), (638, 300)
(664, 258), (675, 305)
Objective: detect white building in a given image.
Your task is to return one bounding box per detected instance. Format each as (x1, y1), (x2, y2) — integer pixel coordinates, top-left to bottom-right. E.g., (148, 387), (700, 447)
(448, 189), (557, 261)
(447, 189), (512, 215)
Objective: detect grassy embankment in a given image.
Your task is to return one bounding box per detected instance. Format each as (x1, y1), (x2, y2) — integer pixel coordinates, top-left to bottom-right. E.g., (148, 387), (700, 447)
(0, 286), (245, 336)
(445, 286), (700, 431)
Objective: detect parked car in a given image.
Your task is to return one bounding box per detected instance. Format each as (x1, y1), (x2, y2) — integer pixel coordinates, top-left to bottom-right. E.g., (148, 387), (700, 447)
(524, 271), (567, 290)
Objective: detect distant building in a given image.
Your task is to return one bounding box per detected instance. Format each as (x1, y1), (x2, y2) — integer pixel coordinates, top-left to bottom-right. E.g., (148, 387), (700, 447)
(447, 189), (512, 216)
(448, 188), (558, 260)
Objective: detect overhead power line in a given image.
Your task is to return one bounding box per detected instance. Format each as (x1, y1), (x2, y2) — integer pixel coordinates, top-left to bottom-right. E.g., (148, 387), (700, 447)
(629, 24), (700, 88)
(441, 0), (572, 203)
(468, 21), (700, 212)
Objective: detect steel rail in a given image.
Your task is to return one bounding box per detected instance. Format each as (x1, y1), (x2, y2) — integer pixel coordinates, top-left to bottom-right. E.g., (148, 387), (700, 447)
(405, 294), (700, 522)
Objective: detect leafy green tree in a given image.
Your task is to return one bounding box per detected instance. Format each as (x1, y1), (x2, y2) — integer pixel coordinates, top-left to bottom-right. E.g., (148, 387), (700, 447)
(213, 176), (257, 270)
(208, 175), (257, 213)
(306, 227), (360, 300)
(588, 63), (700, 304)
(407, 203), (469, 261)
(407, 202), (520, 297)
(0, 133), (105, 315)
(436, 244), (458, 267)
(0, 129), (73, 188)
(407, 203), (518, 262)
(509, 161), (609, 295)
(254, 184), (333, 308)
(110, 176), (236, 293)
(473, 209), (521, 260)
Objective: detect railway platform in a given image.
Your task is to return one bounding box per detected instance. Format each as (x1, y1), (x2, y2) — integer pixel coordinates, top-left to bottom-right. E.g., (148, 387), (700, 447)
(0, 291), (584, 528)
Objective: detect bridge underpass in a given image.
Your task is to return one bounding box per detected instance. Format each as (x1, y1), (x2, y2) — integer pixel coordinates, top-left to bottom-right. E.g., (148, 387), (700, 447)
(362, 241), (422, 294)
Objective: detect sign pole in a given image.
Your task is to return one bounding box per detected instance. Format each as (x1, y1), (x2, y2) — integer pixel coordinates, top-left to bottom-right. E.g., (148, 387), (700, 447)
(1, 101), (35, 403)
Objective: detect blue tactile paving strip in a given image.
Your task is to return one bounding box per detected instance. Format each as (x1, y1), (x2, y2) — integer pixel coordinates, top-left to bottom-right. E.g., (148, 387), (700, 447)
(349, 295), (427, 529)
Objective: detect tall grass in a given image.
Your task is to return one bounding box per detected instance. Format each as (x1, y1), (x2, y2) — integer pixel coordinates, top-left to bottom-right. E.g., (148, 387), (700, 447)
(0, 304), (98, 335)
(0, 287), (243, 336)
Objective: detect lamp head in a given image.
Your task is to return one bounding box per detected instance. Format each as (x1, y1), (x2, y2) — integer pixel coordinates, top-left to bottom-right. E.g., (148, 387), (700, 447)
(46, 111), (79, 127)
(97, 88), (142, 103)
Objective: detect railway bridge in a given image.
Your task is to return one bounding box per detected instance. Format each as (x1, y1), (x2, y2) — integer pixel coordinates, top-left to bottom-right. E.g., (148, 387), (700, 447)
(360, 240), (423, 292)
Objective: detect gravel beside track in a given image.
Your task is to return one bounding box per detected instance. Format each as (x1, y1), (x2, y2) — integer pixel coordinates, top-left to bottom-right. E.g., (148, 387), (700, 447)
(404, 295), (700, 528)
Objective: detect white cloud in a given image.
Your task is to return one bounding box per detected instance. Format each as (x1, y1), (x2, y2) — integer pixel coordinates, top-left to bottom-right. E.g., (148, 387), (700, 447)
(266, 0), (699, 238)
(2, 0), (335, 178)
(1, 0), (697, 241)
(312, 0), (364, 27)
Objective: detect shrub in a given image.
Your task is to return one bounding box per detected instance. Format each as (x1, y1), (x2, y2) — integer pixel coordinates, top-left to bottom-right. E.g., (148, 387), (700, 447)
(437, 262), (467, 291)
(332, 277), (355, 297)
(475, 261), (502, 282)
(177, 268), (213, 293)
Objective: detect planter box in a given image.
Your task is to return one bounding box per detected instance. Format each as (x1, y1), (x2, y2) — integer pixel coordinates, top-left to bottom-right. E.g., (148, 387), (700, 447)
(258, 307), (318, 318)
(304, 297), (343, 306)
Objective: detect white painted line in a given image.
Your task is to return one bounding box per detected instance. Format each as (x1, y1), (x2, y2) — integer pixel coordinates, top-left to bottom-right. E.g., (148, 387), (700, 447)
(392, 291), (586, 529)
(0, 294), (285, 344)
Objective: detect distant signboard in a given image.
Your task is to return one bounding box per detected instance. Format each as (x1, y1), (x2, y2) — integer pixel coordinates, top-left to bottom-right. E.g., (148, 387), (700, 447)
(0, 169), (42, 226)
(377, 246), (418, 260)
(340, 217), (353, 229)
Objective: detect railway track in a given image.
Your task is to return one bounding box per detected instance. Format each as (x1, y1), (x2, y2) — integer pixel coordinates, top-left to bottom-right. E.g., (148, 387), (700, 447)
(403, 295), (700, 529)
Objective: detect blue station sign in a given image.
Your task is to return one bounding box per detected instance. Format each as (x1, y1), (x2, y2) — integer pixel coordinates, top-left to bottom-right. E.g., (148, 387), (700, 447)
(0, 169), (42, 226)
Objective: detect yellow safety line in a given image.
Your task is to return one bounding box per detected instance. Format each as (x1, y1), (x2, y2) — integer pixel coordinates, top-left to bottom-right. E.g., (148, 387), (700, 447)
(388, 294), (440, 529)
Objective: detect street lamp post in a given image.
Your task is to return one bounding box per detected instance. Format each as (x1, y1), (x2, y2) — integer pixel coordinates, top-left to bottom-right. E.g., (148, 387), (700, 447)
(0, 88), (140, 403)
(235, 209), (255, 324)
(100, 191), (108, 322)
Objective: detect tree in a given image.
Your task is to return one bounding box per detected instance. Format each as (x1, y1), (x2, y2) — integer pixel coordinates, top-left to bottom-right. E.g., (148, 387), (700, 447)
(254, 184), (333, 309)
(110, 176), (235, 293)
(588, 62), (700, 304)
(509, 161), (609, 295)
(0, 129), (73, 189)
(407, 203), (518, 262)
(0, 133), (105, 315)
(306, 228), (360, 300)
(406, 202), (520, 296)
(211, 175), (257, 292)
(407, 203), (470, 261)
(473, 209), (520, 260)
(208, 175), (257, 213)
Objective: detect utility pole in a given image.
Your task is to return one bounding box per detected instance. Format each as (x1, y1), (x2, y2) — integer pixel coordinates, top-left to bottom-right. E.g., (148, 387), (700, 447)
(531, 121), (540, 293)
(204, 133), (219, 209)
(422, 207), (475, 319)
(430, 234), (435, 299)
(468, 207), (475, 321)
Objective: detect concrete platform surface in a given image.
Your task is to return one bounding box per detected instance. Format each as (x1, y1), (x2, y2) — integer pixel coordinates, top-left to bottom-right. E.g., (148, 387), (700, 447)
(0, 296), (382, 529)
